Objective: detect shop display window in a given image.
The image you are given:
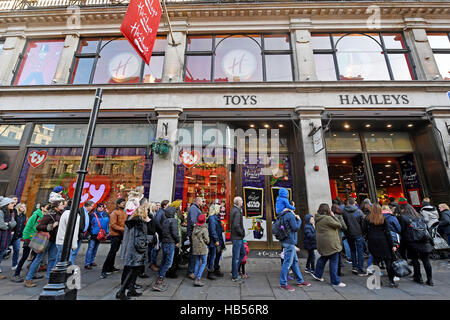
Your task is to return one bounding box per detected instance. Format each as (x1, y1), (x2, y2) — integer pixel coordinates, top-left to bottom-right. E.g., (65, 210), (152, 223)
(364, 132), (413, 152)
(0, 124), (25, 146)
(325, 132), (362, 152)
(16, 147), (152, 215)
(13, 39), (64, 85)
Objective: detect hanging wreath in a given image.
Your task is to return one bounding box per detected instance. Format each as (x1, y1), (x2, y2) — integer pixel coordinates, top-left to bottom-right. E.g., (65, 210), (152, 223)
(150, 137), (171, 158)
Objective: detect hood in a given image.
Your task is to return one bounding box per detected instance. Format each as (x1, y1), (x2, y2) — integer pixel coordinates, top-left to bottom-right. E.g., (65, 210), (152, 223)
(164, 206), (176, 219)
(125, 217), (144, 229)
(344, 205), (357, 213)
(314, 213), (328, 224)
(278, 188), (289, 199)
(193, 224), (207, 235)
(422, 206), (437, 212)
(305, 214), (313, 225)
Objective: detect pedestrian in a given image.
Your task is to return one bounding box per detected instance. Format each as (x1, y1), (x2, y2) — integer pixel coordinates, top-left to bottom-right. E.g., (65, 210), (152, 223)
(101, 198), (127, 279)
(230, 196), (246, 283)
(437, 203), (450, 245)
(11, 203), (50, 283)
(420, 198), (439, 229)
(84, 203), (109, 269)
(48, 186), (64, 203)
(147, 202), (158, 266)
(24, 199), (64, 287)
(398, 203), (434, 286)
(11, 202), (27, 271)
(342, 197), (367, 276)
(239, 239), (250, 279)
(153, 205), (180, 292)
(166, 200), (184, 278)
(389, 197), (400, 216)
(206, 203), (225, 280)
(363, 204), (398, 288)
(360, 199), (372, 217)
(303, 214), (317, 274)
(331, 204), (348, 277)
(191, 214), (209, 287)
(150, 199), (169, 272)
(55, 205), (80, 265)
(0, 196), (17, 279)
(311, 204), (346, 287)
(186, 197), (203, 280)
(115, 198), (150, 300)
(275, 188), (296, 218)
(70, 200), (94, 265)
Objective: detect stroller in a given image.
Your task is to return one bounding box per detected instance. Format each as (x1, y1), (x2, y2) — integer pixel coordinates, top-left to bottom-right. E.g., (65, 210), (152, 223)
(429, 222), (450, 260)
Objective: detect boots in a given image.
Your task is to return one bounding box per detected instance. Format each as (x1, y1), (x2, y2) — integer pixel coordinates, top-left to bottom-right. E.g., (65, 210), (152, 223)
(116, 291), (130, 300)
(24, 280), (36, 288)
(214, 269), (224, 277)
(127, 288), (143, 297)
(194, 278), (205, 287)
(207, 270), (217, 280)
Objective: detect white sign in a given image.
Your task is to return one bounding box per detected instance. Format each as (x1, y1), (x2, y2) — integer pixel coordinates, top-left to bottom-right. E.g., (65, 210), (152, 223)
(109, 53), (141, 82)
(313, 128), (324, 154)
(222, 49), (257, 81)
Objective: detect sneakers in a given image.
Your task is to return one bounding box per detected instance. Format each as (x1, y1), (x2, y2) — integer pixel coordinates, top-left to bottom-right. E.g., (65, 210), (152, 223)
(367, 267), (375, 275)
(187, 273), (196, 280)
(91, 263), (97, 267)
(241, 273), (249, 279)
(426, 280), (434, 286)
(231, 276), (244, 283)
(24, 280), (36, 288)
(213, 269), (224, 277)
(280, 284), (295, 291)
(0, 275), (6, 280)
(304, 269), (312, 274)
(152, 278), (167, 292)
(138, 273), (150, 278)
(194, 278), (205, 287)
(116, 291), (130, 300)
(345, 259), (353, 264)
(297, 281), (311, 287)
(207, 271), (217, 280)
(111, 267), (120, 273)
(357, 272), (369, 277)
(149, 264), (159, 272)
(311, 274), (324, 282)
(84, 265), (93, 270)
(127, 289), (143, 297)
(100, 272), (108, 279)
(11, 265), (17, 271)
(394, 276), (400, 282)
(333, 282), (346, 287)
(389, 282), (399, 288)
(11, 275), (23, 283)
(352, 269), (358, 275)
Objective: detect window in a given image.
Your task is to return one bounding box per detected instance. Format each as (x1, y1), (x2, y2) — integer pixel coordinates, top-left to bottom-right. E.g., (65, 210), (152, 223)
(70, 37), (167, 84)
(184, 34), (293, 82)
(312, 33), (415, 81)
(364, 132), (413, 152)
(427, 32), (450, 80)
(13, 39), (64, 85)
(0, 124), (25, 146)
(0, 39), (4, 54)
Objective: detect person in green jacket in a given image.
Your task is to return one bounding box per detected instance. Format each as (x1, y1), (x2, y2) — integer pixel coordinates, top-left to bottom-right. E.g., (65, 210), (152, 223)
(10, 203), (50, 282)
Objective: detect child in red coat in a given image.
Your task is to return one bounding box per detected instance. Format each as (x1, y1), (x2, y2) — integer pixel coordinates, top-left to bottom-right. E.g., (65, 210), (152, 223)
(239, 239), (250, 279)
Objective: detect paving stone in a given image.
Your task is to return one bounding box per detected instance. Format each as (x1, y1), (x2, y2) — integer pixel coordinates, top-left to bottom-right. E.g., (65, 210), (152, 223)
(207, 286), (241, 300)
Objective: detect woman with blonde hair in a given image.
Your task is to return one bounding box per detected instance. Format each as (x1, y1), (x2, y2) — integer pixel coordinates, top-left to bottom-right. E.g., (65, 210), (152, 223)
(207, 203), (225, 280)
(364, 204), (398, 288)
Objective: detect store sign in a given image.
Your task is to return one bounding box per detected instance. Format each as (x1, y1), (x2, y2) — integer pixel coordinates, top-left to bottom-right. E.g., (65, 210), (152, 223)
(223, 95), (257, 106)
(179, 149), (201, 168)
(68, 175), (112, 207)
(28, 150), (48, 168)
(313, 128), (324, 154)
(120, 0), (162, 65)
(339, 94), (410, 105)
(243, 186), (264, 218)
(109, 53), (141, 82)
(222, 49), (257, 81)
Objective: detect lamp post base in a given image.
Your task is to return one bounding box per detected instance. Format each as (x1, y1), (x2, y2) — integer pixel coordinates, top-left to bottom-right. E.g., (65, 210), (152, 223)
(38, 261), (78, 300)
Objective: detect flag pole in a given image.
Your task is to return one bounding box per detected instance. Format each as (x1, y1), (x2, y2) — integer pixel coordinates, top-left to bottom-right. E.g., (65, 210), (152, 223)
(161, 0), (177, 46)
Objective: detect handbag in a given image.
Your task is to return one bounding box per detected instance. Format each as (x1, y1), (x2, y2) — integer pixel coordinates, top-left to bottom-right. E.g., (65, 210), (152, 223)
(29, 232), (50, 253)
(432, 232), (450, 250)
(94, 213), (108, 242)
(392, 251), (412, 278)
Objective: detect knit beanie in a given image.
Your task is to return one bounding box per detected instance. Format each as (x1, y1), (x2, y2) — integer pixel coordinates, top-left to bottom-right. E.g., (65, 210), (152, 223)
(398, 197), (408, 205)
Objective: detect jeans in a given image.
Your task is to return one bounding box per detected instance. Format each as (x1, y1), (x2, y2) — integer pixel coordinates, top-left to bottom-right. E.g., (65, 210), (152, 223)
(25, 241), (58, 280)
(102, 235), (122, 273)
(159, 242), (175, 278)
(69, 239), (82, 265)
(56, 244), (63, 264)
(14, 242), (32, 276)
(187, 236), (195, 274)
(207, 244), (218, 271)
(348, 236), (365, 273)
(150, 243), (160, 265)
(367, 254), (374, 268)
(306, 249), (315, 271)
(12, 238), (21, 267)
(314, 252), (340, 285)
(231, 239), (246, 279)
(280, 243), (304, 286)
(214, 248), (222, 271)
(84, 239), (100, 266)
(342, 238), (351, 260)
(194, 254), (207, 280)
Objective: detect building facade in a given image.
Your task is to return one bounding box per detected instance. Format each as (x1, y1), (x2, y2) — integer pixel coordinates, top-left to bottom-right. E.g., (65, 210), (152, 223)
(0, 0), (449, 249)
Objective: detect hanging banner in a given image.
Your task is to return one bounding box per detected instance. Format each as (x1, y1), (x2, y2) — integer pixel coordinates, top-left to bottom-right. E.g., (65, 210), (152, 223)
(120, 0), (162, 65)
(243, 186), (264, 218)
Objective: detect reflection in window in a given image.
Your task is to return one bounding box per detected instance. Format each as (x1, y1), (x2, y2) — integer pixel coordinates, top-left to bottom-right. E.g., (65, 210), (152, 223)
(0, 124), (25, 146)
(13, 39), (64, 85)
(184, 34), (293, 82)
(427, 33), (450, 80)
(312, 33), (415, 81)
(70, 37), (167, 84)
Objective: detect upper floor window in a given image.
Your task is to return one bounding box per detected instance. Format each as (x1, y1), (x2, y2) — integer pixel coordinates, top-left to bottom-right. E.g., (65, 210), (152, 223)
(184, 34), (293, 82)
(0, 40), (4, 54)
(312, 33), (415, 81)
(427, 32), (450, 80)
(0, 124), (25, 146)
(69, 36), (167, 84)
(13, 39), (64, 85)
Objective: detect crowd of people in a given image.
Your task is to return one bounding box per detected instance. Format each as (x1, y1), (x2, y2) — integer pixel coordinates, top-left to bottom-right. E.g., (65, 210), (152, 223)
(1, 185), (450, 298)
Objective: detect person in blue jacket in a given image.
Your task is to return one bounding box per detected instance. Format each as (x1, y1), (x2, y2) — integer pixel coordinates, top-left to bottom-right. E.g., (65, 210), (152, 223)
(275, 188), (295, 217)
(206, 203), (225, 280)
(303, 214), (317, 274)
(84, 203), (110, 269)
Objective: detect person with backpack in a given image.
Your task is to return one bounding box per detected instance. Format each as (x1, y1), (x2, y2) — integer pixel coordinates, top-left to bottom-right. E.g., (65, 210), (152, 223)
(311, 204), (346, 287)
(150, 199), (169, 273)
(275, 193), (310, 291)
(398, 202), (434, 286)
(0, 196), (17, 279)
(437, 203), (450, 245)
(84, 203), (109, 270)
(303, 214), (317, 274)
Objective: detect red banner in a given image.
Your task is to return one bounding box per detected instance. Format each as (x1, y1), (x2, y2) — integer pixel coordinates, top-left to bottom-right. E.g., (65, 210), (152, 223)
(120, 0), (162, 65)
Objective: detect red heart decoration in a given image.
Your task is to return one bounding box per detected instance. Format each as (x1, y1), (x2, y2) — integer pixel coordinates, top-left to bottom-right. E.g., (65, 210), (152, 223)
(28, 150), (48, 168)
(0, 163), (7, 170)
(179, 150), (201, 168)
(68, 175), (112, 208)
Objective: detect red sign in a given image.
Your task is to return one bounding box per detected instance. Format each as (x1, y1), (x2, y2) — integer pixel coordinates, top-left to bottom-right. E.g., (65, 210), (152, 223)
(120, 0), (162, 65)
(68, 175), (112, 208)
(179, 150), (201, 168)
(28, 150), (48, 168)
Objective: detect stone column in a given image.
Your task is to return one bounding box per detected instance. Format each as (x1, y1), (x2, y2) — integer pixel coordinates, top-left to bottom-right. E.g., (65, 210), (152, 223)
(290, 18), (317, 81)
(161, 20), (187, 83)
(427, 108), (450, 180)
(0, 29), (27, 85)
(52, 33), (80, 84)
(403, 18), (442, 80)
(148, 107), (183, 202)
(296, 107), (331, 215)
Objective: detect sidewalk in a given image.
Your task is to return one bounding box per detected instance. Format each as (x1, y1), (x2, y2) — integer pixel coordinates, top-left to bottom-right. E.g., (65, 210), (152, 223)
(0, 244), (449, 300)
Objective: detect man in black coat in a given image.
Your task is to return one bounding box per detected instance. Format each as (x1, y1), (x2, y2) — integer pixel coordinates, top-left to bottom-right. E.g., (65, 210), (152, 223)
(150, 200), (169, 272)
(230, 196), (246, 282)
(186, 197), (203, 279)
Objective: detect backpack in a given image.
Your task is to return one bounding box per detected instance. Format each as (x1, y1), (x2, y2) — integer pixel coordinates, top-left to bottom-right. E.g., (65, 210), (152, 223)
(272, 215), (289, 242)
(408, 217), (431, 242)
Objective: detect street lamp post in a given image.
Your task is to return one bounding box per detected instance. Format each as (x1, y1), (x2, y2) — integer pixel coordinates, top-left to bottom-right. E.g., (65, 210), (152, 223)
(39, 88), (103, 300)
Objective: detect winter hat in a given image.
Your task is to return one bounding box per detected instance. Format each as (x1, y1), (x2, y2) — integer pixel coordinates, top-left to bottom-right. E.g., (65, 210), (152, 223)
(398, 197), (408, 205)
(0, 196), (14, 208)
(53, 186), (63, 193)
(351, 193), (357, 199)
(170, 200), (182, 208)
(196, 214), (206, 226)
